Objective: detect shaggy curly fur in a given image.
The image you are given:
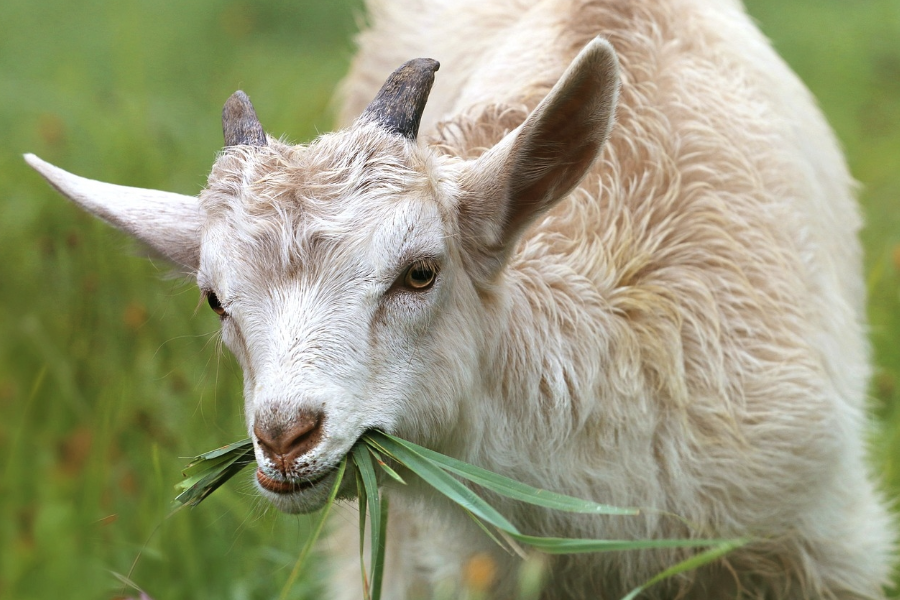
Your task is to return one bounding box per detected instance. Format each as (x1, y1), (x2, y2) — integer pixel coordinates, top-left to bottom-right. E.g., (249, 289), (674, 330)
(331, 0), (896, 598)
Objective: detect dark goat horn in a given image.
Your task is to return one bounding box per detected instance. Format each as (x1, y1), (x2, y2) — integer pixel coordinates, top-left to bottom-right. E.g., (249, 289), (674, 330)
(223, 90), (267, 147)
(360, 58), (440, 139)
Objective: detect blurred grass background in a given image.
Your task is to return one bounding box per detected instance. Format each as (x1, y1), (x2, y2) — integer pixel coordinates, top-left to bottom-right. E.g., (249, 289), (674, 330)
(0, 0), (897, 598)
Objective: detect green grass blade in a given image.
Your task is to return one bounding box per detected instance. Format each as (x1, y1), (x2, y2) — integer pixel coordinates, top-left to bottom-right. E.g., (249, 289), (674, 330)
(371, 495), (389, 600)
(175, 452), (246, 491)
(174, 452), (256, 507)
(373, 432), (637, 516)
(355, 469), (370, 599)
(376, 458), (406, 485)
(353, 444), (383, 600)
(186, 438), (254, 463)
(620, 539), (750, 600)
(278, 457), (347, 600)
(462, 508), (518, 556)
(363, 436), (399, 462)
(175, 433), (747, 597)
(371, 433), (521, 534)
(368, 433), (743, 560)
(510, 534), (745, 555)
(367, 445), (406, 485)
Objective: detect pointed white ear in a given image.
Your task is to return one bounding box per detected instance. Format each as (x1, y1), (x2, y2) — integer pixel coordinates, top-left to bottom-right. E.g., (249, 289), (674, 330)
(25, 153), (203, 272)
(460, 37), (620, 265)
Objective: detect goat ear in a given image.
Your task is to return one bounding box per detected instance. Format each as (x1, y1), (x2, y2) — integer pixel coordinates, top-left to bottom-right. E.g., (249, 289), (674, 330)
(460, 37), (620, 266)
(25, 154), (202, 273)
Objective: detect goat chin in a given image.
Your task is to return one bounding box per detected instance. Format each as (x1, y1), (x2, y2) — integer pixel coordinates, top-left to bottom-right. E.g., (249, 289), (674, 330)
(255, 468), (347, 515)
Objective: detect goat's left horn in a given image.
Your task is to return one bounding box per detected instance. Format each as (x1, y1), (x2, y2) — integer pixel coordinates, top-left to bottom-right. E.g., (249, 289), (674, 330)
(223, 90), (267, 147)
(359, 58), (440, 140)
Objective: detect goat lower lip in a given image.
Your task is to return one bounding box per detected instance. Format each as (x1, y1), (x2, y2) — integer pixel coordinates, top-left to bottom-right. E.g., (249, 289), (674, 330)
(256, 468), (327, 494)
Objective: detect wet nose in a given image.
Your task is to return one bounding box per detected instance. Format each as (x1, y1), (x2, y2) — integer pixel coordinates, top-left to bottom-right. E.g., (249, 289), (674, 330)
(254, 411), (324, 474)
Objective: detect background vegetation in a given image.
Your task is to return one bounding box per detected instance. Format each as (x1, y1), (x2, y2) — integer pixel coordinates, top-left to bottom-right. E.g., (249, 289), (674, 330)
(0, 0), (897, 598)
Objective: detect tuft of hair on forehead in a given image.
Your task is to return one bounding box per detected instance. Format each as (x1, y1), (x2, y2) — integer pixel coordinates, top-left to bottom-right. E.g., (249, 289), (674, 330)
(198, 121), (451, 273)
(202, 122), (441, 216)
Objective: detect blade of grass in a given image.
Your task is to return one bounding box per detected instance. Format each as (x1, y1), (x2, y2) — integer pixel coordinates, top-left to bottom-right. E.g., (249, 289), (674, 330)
(362, 435), (395, 457)
(173, 452), (256, 507)
(175, 440), (254, 487)
(277, 457), (347, 600)
(371, 495), (389, 600)
(367, 445), (406, 485)
(175, 452), (246, 491)
(175, 434), (746, 596)
(497, 529), (530, 560)
(371, 433), (521, 534)
(510, 534), (744, 555)
(463, 508), (519, 557)
(369, 433), (742, 558)
(369, 432), (637, 516)
(185, 438), (253, 463)
(356, 468), (371, 599)
(110, 570), (150, 597)
(353, 444), (383, 600)
(172, 439), (256, 508)
(174, 460), (255, 507)
(620, 539), (750, 600)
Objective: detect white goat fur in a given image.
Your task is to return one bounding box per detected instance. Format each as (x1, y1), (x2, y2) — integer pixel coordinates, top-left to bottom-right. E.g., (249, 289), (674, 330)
(26, 0), (896, 598)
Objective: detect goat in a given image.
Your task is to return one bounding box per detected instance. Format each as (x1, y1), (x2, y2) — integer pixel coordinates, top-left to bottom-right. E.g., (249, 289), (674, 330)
(26, 0), (896, 597)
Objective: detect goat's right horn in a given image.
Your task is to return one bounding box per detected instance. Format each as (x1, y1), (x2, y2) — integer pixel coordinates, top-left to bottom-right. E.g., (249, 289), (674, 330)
(359, 58), (440, 140)
(223, 90), (267, 147)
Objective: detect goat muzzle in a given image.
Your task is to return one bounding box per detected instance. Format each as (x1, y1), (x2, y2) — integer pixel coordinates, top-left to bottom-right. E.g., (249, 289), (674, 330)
(254, 411), (324, 483)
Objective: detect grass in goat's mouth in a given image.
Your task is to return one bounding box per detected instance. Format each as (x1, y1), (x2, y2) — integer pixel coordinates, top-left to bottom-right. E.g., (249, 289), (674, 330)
(175, 431), (748, 600)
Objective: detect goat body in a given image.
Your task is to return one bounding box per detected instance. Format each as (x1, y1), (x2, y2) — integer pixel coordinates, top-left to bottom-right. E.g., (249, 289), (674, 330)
(27, 0), (896, 598)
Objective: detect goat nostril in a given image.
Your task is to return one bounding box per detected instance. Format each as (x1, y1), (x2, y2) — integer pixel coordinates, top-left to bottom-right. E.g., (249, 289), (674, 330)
(254, 412), (324, 460)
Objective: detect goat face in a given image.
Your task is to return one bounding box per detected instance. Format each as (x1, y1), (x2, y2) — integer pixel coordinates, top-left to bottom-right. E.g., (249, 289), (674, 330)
(199, 129), (477, 512)
(25, 38), (619, 514)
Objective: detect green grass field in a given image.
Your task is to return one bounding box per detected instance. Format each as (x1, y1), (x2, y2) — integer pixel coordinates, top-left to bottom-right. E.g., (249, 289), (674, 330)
(0, 1), (898, 598)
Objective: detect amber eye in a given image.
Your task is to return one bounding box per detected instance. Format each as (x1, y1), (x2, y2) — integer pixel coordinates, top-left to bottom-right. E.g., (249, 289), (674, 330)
(207, 292), (227, 316)
(403, 262), (438, 290)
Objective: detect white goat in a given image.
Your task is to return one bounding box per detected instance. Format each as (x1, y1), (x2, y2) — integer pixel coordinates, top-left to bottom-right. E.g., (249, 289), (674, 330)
(26, 0), (896, 597)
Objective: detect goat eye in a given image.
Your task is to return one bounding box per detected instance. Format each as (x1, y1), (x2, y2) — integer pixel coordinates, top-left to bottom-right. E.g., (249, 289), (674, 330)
(403, 262), (438, 290)
(207, 292), (227, 316)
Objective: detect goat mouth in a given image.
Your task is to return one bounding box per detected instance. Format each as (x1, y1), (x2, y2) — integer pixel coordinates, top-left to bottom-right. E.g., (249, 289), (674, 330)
(255, 467), (330, 495)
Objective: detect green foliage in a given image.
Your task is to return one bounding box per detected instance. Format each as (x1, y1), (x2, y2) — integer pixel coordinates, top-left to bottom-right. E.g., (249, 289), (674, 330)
(173, 438), (255, 508)
(0, 1), (363, 598)
(0, 0), (897, 598)
(353, 443), (387, 600)
(370, 433), (638, 516)
(175, 433), (746, 599)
